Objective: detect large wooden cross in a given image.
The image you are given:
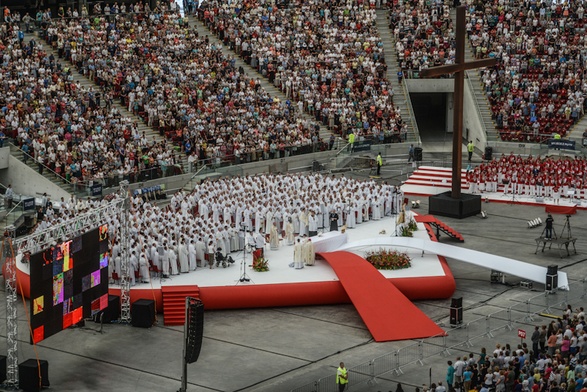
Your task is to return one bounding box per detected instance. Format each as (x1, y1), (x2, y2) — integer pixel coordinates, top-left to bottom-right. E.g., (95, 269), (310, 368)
(419, 6), (497, 199)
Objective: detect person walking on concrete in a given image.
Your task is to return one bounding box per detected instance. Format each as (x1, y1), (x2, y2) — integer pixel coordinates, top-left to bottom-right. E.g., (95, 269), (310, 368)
(408, 144), (415, 163)
(336, 362), (348, 391)
(467, 141), (475, 162)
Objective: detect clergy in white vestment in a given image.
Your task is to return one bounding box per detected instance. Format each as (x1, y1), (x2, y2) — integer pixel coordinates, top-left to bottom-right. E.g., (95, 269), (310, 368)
(160, 246), (170, 277)
(293, 239), (304, 269)
(303, 238), (315, 266)
(299, 208), (309, 236)
(255, 208), (264, 233)
(356, 198), (363, 224)
(188, 240), (197, 271)
(107, 250), (114, 282)
(254, 229), (266, 256)
(372, 197), (381, 220)
(308, 211), (318, 237)
(285, 217), (295, 245)
(265, 209), (273, 235)
(269, 222), (280, 250)
(178, 240), (189, 273)
(139, 253), (150, 283)
(168, 245), (179, 275)
(195, 238), (206, 267)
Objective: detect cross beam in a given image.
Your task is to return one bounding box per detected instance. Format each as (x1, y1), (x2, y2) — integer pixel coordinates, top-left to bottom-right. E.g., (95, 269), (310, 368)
(419, 6), (497, 199)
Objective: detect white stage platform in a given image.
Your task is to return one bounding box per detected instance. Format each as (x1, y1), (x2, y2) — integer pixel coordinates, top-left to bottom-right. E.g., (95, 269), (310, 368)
(15, 215), (448, 290)
(16, 212), (568, 292)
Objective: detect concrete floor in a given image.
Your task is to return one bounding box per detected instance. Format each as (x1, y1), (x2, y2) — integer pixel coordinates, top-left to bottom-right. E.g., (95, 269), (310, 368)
(2, 199), (586, 392)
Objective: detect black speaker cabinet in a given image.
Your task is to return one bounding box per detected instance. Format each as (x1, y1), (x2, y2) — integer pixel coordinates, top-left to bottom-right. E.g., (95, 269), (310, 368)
(484, 146), (493, 161)
(19, 359), (50, 392)
(546, 274), (558, 291)
(186, 301), (204, 364)
(451, 297), (463, 308)
(450, 307), (463, 325)
(547, 265), (558, 276)
(131, 299), (155, 328)
(414, 147), (423, 162)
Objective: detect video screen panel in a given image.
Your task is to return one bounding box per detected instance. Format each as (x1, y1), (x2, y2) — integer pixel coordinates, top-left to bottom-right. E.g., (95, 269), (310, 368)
(30, 225), (110, 343)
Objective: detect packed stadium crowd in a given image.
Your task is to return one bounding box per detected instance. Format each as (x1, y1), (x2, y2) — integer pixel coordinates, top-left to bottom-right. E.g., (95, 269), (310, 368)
(44, 10), (323, 167)
(199, 0), (409, 142)
(0, 22), (183, 188)
(471, 0), (587, 142)
(388, 0), (587, 141)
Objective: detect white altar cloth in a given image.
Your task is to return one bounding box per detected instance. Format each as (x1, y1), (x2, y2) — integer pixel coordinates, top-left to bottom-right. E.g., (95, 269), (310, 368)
(311, 231), (349, 253)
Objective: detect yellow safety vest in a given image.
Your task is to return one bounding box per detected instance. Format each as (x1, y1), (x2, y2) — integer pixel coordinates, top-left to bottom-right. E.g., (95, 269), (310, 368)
(337, 367), (348, 384)
(348, 133), (355, 144)
(376, 155), (383, 166)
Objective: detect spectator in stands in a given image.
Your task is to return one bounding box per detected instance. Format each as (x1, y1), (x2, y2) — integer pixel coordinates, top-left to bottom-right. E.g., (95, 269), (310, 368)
(202, 0), (405, 142)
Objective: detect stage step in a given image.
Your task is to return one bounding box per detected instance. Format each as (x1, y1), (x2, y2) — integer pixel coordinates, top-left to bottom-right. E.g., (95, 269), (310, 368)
(415, 215), (465, 242)
(162, 285), (201, 326)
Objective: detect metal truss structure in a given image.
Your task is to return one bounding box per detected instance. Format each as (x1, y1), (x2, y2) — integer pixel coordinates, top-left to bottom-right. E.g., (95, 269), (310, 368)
(2, 230), (18, 388)
(14, 198), (125, 254)
(118, 181), (132, 323)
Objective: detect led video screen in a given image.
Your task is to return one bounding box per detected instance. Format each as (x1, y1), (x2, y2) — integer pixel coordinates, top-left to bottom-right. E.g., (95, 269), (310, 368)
(30, 225), (109, 343)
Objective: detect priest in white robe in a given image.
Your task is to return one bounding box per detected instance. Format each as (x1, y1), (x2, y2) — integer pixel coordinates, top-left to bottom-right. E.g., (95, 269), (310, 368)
(195, 237), (206, 267)
(269, 222), (280, 250)
(178, 240), (189, 273)
(168, 245), (179, 275)
(303, 238), (315, 266)
(293, 239), (304, 269)
(139, 252), (150, 283)
(188, 240), (197, 271)
(285, 217), (295, 245)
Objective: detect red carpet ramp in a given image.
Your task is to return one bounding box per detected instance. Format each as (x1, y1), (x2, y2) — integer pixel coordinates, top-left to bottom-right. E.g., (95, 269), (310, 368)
(320, 251), (445, 342)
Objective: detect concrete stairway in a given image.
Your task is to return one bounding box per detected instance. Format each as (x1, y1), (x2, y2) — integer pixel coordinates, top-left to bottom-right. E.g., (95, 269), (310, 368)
(375, 10), (419, 144)
(190, 17), (332, 142)
(567, 115), (587, 146)
(10, 143), (75, 194)
(35, 34), (188, 175)
(463, 47), (499, 142)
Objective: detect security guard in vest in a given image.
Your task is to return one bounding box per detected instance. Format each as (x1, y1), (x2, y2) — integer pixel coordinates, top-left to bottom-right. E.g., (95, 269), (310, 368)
(348, 132), (355, 153)
(336, 362), (348, 391)
(467, 140), (474, 162)
(376, 152), (383, 176)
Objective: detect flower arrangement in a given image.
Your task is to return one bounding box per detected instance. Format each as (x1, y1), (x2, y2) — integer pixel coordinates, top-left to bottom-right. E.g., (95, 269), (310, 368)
(401, 220), (418, 237)
(252, 256), (269, 272)
(365, 248), (412, 270)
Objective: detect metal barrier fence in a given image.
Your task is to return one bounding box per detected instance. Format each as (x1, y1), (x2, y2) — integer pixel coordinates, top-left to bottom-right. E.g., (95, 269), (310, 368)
(291, 279), (587, 392)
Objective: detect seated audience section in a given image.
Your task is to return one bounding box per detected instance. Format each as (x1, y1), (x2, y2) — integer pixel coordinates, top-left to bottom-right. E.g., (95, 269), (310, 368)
(388, 0), (586, 141)
(200, 0), (407, 142)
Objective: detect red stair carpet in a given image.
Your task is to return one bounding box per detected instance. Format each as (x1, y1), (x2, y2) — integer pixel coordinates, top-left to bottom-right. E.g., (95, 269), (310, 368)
(162, 285), (200, 326)
(320, 251), (445, 342)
